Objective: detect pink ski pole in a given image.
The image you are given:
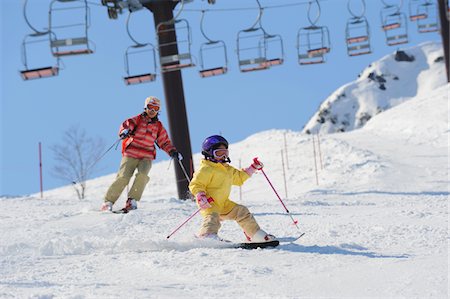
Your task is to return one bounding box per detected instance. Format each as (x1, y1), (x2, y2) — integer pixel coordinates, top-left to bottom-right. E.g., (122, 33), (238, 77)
(254, 157), (301, 231)
(166, 208), (201, 239)
(166, 197), (214, 239)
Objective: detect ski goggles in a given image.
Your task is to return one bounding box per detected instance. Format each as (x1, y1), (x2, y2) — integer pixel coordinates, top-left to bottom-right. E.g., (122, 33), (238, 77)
(213, 148), (229, 159)
(146, 104), (160, 112)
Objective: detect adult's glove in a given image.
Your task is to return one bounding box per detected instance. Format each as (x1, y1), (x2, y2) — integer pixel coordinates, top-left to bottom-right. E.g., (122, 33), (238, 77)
(196, 192), (213, 209)
(119, 129), (130, 139)
(251, 157), (264, 170)
(170, 150), (183, 161)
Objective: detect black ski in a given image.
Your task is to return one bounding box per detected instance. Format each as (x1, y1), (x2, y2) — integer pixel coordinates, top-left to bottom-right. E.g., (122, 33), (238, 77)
(112, 208), (129, 214)
(234, 240), (280, 250)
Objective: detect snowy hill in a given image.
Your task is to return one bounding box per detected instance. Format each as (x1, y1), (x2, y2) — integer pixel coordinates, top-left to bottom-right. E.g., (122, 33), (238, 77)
(302, 41), (446, 134)
(1, 81), (448, 298)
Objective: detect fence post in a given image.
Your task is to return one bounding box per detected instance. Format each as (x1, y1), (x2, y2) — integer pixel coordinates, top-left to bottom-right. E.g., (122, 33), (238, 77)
(281, 149), (288, 198)
(317, 134), (323, 170)
(38, 142), (43, 199)
(283, 132), (290, 169)
(312, 135), (319, 185)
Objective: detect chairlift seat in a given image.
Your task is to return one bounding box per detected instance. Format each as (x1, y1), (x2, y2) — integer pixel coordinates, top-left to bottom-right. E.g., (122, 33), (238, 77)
(53, 49), (93, 57)
(160, 53), (195, 72)
(241, 65), (269, 72)
(199, 66), (228, 78)
(20, 66), (59, 80)
(418, 23), (439, 33)
(382, 23), (401, 31)
(347, 36), (369, 44)
(51, 37), (93, 57)
(348, 44), (371, 56)
(260, 58), (284, 68)
(387, 34), (408, 46)
(410, 13), (427, 21)
(124, 73), (156, 85)
(161, 63), (195, 72)
(307, 47), (330, 56)
(298, 53), (324, 65)
(239, 57), (269, 72)
(299, 58), (324, 65)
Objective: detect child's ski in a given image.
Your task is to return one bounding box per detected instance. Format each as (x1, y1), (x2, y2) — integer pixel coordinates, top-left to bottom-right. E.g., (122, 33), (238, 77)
(112, 208), (129, 214)
(234, 240), (280, 249)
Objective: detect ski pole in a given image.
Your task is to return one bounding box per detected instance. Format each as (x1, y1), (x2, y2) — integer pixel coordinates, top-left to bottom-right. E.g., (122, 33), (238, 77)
(166, 197), (213, 239)
(254, 157), (301, 231)
(166, 208), (201, 239)
(85, 138), (121, 174)
(177, 159), (191, 183)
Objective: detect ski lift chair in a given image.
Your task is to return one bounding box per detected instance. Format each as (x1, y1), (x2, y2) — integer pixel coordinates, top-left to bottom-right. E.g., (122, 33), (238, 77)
(409, 0), (427, 20)
(297, 0), (331, 65)
(416, 2), (439, 33)
(157, 19), (195, 73)
(260, 33), (284, 67)
(199, 40), (228, 78)
(49, 0), (94, 57)
(381, 5), (408, 46)
(346, 16), (371, 56)
(236, 27), (269, 72)
(198, 11), (228, 78)
(123, 43), (157, 85)
(297, 25), (331, 65)
(20, 32), (60, 80)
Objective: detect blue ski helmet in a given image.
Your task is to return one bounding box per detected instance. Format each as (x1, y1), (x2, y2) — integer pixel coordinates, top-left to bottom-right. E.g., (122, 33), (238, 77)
(202, 135), (229, 158)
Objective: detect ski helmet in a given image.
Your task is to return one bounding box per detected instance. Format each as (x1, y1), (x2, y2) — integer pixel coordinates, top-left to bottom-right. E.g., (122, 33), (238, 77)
(144, 96), (161, 110)
(201, 135), (229, 158)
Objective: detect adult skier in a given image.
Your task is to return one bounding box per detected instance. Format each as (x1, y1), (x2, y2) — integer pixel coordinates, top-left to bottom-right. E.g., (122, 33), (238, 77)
(101, 96), (181, 212)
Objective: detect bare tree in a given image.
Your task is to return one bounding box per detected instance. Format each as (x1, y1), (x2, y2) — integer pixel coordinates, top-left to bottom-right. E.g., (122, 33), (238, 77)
(51, 126), (106, 199)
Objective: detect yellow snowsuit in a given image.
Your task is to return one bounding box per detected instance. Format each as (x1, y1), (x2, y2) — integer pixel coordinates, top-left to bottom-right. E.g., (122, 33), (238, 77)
(189, 159), (260, 237)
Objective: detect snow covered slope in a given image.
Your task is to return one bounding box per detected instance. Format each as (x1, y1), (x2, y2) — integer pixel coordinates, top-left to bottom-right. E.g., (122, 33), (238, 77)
(302, 41), (447, 134)
(1, 81), (448, 298)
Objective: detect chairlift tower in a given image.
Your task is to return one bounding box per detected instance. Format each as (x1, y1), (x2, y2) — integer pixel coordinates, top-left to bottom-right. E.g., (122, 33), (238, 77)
(437, 0), (450, 82)
(143, 0), (194, 200)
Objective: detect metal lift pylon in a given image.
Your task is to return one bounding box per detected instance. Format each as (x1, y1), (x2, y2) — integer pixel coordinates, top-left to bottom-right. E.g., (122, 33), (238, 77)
(144, 0), (194, 200)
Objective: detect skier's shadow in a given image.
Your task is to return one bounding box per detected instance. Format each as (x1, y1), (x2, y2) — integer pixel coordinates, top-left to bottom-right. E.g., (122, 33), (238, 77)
(278, 243), (409, 258)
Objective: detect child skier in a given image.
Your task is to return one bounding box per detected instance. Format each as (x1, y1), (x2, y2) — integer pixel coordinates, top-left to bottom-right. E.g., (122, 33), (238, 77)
(101, 96), (181, 212)
(189, 135), (276, 243)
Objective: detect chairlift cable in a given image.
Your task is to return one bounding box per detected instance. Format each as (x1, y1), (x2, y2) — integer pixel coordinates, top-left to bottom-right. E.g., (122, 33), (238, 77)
(23, 0), (48, 35)
(199, 10), (217, 43)
(126, 11), (146, 46)
(347, 0), (366, 19)
(245, 0), (264, 31)
(182, 0), (329, 13)
(307, 0), (321, 26)
(381, 0), (403, 13)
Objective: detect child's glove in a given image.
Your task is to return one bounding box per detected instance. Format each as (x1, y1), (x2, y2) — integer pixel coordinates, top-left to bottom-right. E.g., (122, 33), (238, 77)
(251, 158), (264, 170)
(244, 157), (264, 176)
(119, 129), (130, 139)
(196, 192), (213, 209)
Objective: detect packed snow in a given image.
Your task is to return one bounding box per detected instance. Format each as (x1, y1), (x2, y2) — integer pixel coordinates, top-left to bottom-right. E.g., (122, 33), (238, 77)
(0, 45), (448, 298)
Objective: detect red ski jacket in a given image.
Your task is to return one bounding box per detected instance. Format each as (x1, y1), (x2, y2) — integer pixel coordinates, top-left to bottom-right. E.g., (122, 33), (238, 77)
(120, 113), (175, 160)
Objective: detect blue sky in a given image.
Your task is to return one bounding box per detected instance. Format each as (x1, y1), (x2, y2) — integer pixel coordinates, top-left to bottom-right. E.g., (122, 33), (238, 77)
(0, 0), (442, 196)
